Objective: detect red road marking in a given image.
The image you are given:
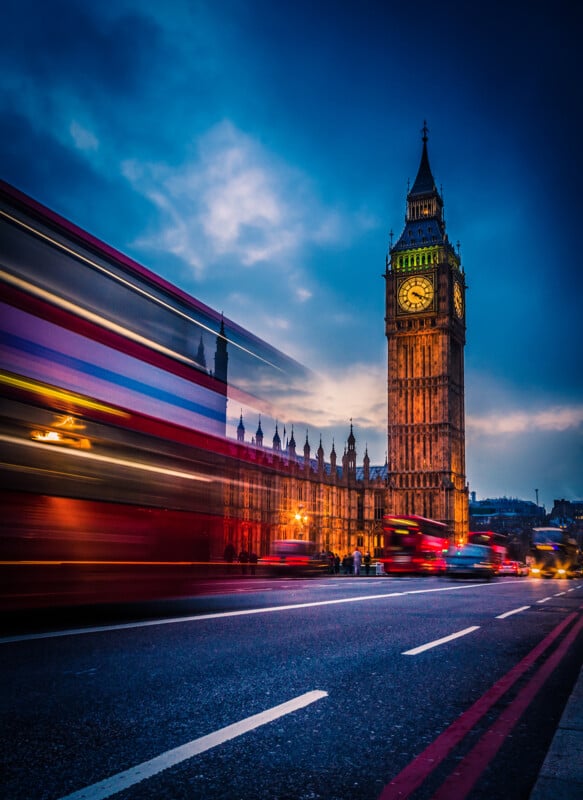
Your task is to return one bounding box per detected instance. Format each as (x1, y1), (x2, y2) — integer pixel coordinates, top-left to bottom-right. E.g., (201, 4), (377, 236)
(378, 611), (579, 799)
(431, 613), (583, 799)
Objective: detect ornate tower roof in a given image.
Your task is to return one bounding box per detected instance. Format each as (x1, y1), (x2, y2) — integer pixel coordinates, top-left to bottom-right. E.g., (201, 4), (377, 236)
(391, 122), (452, 257)
(347, 421), (356, 449)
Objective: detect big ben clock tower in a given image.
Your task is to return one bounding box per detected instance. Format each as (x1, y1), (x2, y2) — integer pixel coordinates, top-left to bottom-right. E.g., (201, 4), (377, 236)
(385, 124), (468, 539)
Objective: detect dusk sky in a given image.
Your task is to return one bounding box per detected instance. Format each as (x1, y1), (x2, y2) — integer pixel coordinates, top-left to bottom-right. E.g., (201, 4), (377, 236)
(2, 0), (582, 510)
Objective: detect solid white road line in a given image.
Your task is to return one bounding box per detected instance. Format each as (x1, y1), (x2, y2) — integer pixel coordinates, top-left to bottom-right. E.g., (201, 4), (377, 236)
(496, 605), (531, 619)
(0, 583), (496, 644)
(402, 626), (480, 655)
(56, 690), (328, 800)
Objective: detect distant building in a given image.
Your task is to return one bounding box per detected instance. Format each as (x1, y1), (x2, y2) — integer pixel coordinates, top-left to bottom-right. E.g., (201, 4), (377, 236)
(469, 496), (546, 532)
(549, 499), (583, 539)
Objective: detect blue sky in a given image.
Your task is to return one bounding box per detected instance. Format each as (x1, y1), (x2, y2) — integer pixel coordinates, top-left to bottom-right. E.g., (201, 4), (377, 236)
(2, 0), (582, 509)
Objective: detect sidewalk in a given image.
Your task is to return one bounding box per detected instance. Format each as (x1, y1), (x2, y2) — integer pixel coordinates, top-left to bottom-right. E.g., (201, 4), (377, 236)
(529, 665), (583, 799)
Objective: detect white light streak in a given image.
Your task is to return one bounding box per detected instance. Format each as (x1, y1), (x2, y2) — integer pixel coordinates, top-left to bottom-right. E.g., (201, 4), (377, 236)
(0, 435), (213, 482)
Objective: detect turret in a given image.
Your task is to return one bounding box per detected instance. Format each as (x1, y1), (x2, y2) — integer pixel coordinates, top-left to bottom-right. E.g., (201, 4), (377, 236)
(213, 317), (228, 383)
(237, 412), (245, 443)
(255, 417), (263, 448)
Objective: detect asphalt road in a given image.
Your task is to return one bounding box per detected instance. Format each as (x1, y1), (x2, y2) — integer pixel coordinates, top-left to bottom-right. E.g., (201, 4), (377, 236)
(1, 575), (582, 800)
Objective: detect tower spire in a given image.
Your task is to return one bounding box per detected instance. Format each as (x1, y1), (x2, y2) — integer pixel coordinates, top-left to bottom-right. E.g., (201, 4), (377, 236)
(409, 121), (436, 197)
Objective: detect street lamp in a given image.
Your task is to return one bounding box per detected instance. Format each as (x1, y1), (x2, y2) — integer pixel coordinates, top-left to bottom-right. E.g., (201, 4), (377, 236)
(294, 506), (309, 539)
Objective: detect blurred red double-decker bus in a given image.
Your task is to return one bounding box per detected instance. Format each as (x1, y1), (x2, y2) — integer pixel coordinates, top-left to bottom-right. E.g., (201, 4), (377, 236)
(379, 514), (450, 575)
(0, 179), (311, 610)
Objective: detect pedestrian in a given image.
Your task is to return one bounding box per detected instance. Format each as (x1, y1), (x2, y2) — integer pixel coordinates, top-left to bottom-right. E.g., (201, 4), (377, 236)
(249, 551), (258, 575)
(327, 551), (335, 574)
(238, 549), (249, 575)
(364, 551), (372, 576)
(342, 554), (350, 575)
(352, 547), (362, 576)
(224, 542), (236, 573)
(334, 554), (341, 574)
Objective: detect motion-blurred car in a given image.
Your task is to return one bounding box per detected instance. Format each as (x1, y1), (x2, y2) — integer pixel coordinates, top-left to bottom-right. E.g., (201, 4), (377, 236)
(499, 560), (529, 576)
(445, 544), (497, 580)
(260, 539), (329, 576)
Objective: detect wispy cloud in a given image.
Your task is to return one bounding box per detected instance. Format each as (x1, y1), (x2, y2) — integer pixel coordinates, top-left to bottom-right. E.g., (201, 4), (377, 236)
(230, 360), (387, 458)
(122, 120), (373, 278)
(467, 404), (583, 436)
(69, 120), (99, 152)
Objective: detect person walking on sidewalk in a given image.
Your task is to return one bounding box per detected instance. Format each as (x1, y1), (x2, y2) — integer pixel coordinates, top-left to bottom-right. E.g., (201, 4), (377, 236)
(352, 547), (362, 576)
(364, 551), (372, 576)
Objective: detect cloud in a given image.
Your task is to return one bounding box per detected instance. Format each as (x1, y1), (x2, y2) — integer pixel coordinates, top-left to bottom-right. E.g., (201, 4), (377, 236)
(467, 404), (583, 437)
(70, 121), (99, 152)
(229, 359), (387, 459)
(122, 120), (373, 277)
(295, 287), (312, 303)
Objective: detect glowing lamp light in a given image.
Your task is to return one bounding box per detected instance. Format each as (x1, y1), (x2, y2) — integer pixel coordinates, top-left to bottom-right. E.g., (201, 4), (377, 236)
(31, 429), (91, 449)
(32, 430), (61, 443)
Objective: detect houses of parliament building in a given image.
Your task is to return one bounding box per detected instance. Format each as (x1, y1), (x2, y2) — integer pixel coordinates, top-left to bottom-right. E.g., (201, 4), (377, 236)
(225, 126), (469, 559)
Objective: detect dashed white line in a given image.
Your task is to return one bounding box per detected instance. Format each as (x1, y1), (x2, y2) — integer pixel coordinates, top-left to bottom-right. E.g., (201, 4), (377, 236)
(496, 605), (531, 619)
(56, 690), (328, 800)
(537, 597), (552, 604)
(402, 626), (480, 655)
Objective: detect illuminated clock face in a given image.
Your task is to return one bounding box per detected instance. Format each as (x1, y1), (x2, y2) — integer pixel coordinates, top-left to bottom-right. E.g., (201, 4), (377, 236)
(453, 281), (464, 318)
(398, 275), (434, 312)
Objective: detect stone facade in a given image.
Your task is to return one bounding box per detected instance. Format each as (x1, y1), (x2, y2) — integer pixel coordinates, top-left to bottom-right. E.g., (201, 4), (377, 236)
(223, 417), (388, 559)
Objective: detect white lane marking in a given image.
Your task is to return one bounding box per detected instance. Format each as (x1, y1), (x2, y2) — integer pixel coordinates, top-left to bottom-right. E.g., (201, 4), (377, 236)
(56, 690), (327, 800)
(555, 591), (567, 596)
(402, 626), (480, 655)
(496, 605), (531, 619)
(537, 597), (552, 603)
(0, 583), (496, 644)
